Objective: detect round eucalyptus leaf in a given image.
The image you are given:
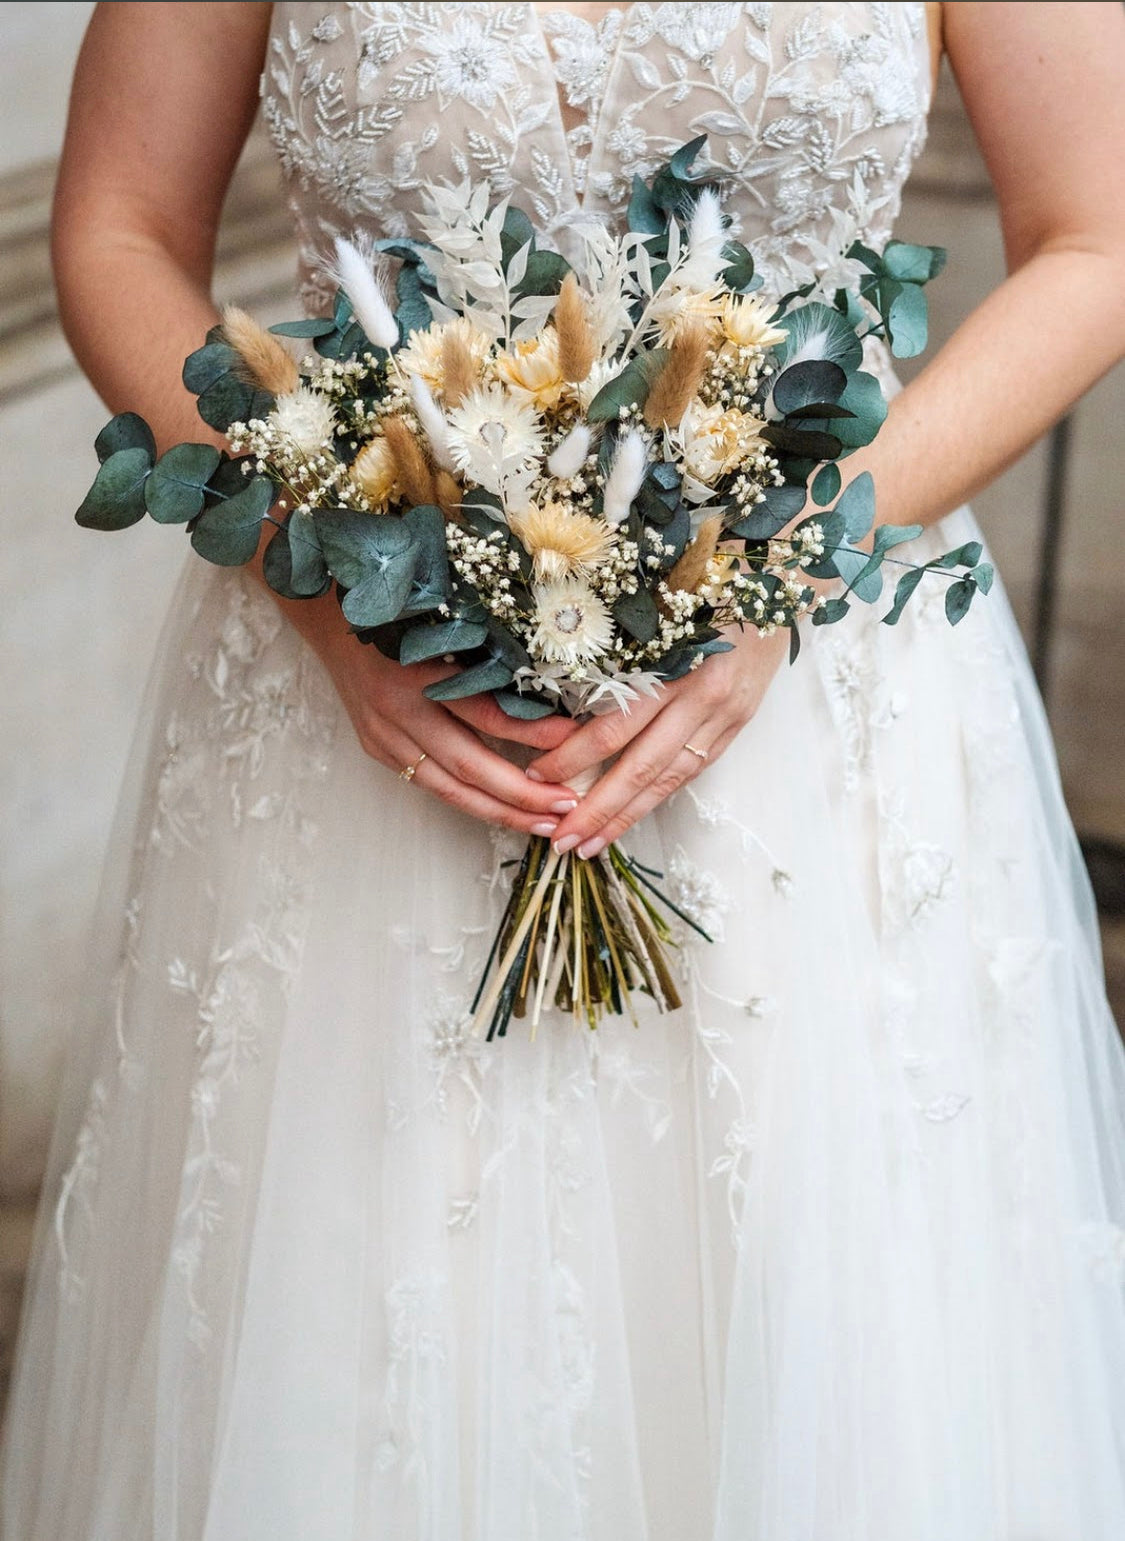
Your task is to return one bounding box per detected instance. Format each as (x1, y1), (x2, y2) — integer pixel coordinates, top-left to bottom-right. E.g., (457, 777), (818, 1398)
(801, 370), (887, 450)
(424, 658), (515, 702)
(145, 443), (222, 525)
(772, 360), (848, 417)
(190, 476), (273, 566)
(399, 618), (488, 666)
(493, 690), (559, 721)
(810, 462), (841, 506)
(94, 412), (156, 466)
(182, 340), (239, 395)
(195, 374), (274, 433)
(885, 281), (929, 359)
(76, 447), (152, 530)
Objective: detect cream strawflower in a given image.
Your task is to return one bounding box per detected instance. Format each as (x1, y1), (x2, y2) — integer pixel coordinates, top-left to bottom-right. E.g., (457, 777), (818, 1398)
(649, 284), (725, 343)
(395, 317), (493, 399)
(682, 401), (769, 484)
(446, 382), (544, 497)
(268, 386), (337, 455)
(509, 503), (617, 582)
(495, 330), (567, 412)
(719, 294), (789, 350)
(350, 435), (398, 507)
(530, 577), (614, 664)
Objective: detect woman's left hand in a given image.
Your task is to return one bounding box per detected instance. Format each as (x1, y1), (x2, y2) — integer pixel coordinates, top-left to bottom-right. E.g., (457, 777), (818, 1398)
(525, 624), (790, 858)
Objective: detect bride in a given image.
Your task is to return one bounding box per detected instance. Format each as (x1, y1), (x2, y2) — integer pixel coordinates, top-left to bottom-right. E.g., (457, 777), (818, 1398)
(6, 3), (1125, 1537)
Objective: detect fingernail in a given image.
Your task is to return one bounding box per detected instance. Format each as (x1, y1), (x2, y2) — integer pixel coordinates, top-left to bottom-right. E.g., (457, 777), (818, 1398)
(525, 768), (545, 782)
(549, 799), (578, 813)
(531, 820), (559, 837)
(577, 836), (607, 861)
(553, 833), (579, 855)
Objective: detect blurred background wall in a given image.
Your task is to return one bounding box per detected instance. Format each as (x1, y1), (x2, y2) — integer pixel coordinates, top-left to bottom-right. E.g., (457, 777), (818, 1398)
(1, 2), (1123, 1407)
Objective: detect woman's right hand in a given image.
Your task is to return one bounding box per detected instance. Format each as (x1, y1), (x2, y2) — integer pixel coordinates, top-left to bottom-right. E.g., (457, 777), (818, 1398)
(290, 593), (583, 836)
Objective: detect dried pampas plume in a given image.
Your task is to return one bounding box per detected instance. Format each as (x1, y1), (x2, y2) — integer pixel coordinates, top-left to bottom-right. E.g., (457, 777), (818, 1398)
(434, 470), (464, 523)
(667, 515), (723, 595)
(382, 416), (435, 509)
(220, 305), (299, 397)
(644, 319), (710, 429)
(555, 273), (596, 383)
(441, 330), (477, 408)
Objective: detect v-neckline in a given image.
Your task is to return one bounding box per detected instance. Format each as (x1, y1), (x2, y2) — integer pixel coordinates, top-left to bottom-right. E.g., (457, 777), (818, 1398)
(527, 2), (637, 212)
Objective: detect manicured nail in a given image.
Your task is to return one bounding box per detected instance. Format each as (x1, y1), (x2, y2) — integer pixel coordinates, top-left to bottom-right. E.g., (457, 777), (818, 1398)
(549, 799), (578, 813)
(525, 768), (545, 782)
(553, 833), (580, 855)
(577, 836), (607, 861)
(531, 820), (559, 837)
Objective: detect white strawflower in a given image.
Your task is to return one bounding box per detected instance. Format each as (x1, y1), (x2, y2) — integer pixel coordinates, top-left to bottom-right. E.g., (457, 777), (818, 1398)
(531, 577), (614, 664)
(446, 383), (543, 496)
(269, 386), (337, 455)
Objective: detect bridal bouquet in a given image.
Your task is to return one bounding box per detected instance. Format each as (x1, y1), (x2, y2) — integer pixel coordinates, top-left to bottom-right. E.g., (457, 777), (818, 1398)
(76, 137), (990, 1039)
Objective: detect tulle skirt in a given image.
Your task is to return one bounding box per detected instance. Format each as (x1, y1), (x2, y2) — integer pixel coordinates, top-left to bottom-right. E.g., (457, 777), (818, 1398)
(5, 507), (1125, 1541)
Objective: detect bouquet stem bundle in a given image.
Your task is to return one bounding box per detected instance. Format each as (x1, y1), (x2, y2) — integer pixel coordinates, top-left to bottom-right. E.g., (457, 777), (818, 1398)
(471, 838), (710, 1040)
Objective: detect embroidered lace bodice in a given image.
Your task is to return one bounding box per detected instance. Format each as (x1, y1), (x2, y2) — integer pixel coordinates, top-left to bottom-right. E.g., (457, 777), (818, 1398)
(263, 1), (932, 312)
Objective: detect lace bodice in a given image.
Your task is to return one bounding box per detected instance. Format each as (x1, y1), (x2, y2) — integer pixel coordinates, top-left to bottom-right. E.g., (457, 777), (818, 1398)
(263, 1), (932, 312)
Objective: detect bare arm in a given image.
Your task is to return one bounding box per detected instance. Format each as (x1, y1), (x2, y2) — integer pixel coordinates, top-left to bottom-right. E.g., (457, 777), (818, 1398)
(538, 0), (1125, 853)
(55, 2), (580, 834)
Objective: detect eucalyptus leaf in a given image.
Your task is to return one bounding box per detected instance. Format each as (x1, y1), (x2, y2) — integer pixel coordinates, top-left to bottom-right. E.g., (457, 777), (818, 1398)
(613, 588), (660, 644)
(493, 690), (559, 721)
(720, 240), (758, 293)
(945, 576), (976, 626)
(424, 658), (515, 701)
(728, 482), (807, 540)
(884, 281), (929, 358)
(803, 369), (886, 450)
(76, 446), (152, 530)
(810, 462), (841, 506)
(395, 263), (432, 339)
(871, 522), (923, 554)
(399, 619), (489, 665)
(586, 350), (669, 422)
(516, 249), (571, 298)
(772, 360), (848, 416)
(401, 503), (452, 613)
(95, 412), (156, 465)
(182, 340), (239, 395)
(928, 540), (983, 570)
(268, 318), (336, 338)
(812, 596), (851, 625)
(627, 173), (665, 235)
(882, 240), (946, 283)
(834, 546), (884, 603)
(195, 374), (274, 434)
(971, 561), (995, 594)
(761, 423), (843, 462)
(190, 476), (273, 565)
(835, 471), (875, 542)
(881, 566), (925, 626)
(286, 510), (331, 595)
(314, 508), (416, 589)
(145, 443), (222, 525)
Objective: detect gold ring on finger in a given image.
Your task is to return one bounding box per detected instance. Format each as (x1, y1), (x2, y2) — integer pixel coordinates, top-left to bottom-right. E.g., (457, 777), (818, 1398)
(683, 742), (708, 762)
(400, 752), (428, 782)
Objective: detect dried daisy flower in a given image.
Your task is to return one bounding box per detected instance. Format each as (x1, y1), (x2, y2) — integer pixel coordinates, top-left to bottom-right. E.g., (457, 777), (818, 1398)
(495, 331), (566, 412)
(446, 383), (543, 497)
(509, 503), (617, 583)
(268, 386), (337, 456)
(681, 401), (769, 485)
(396, 317), (492, 400)
(530, 577), (614, 665)
(351, 436), (398, 507)
(719, 294), (789, 351)
(650, 284), (725, 343)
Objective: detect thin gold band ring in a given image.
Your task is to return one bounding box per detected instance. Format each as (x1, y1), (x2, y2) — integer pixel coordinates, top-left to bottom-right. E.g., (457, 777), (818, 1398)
(400, 752), (428, 782)
(683, 743), (708, 762)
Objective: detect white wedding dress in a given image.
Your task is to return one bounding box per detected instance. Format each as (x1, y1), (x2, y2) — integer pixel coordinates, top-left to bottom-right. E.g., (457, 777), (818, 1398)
(6, 5), (1125, 1538)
